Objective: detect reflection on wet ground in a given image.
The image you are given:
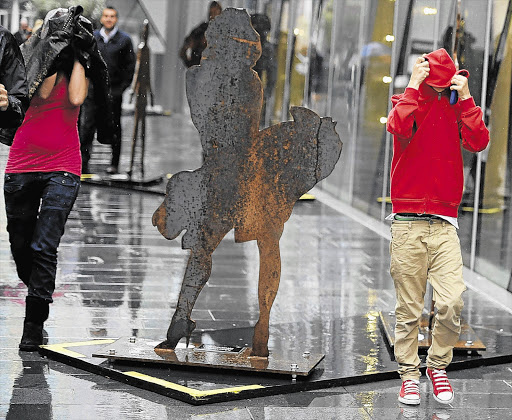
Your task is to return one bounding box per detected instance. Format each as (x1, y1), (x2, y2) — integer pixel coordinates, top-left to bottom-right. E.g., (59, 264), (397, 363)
(1, 115), (512, 419)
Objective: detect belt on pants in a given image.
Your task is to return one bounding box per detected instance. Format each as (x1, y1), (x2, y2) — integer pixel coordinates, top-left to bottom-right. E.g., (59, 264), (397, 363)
(394, 213), (443, 222)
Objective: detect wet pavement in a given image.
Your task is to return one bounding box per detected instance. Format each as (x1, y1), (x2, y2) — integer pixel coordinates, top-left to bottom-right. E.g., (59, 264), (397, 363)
(1, 114), (512, 419)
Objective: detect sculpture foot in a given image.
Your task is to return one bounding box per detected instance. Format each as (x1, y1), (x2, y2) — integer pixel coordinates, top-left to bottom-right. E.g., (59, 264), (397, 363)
(165, 317), (196, 349)
(251, 320), (269, 357)
(250, 344), (269, 358)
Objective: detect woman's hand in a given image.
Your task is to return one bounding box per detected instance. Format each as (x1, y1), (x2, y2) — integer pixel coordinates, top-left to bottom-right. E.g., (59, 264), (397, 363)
(407, 55), (430, 90)
(450, 74), (471, 101)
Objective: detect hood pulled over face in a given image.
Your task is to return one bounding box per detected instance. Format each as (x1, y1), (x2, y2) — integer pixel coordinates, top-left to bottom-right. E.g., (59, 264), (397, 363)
(423, 48), (470, 91)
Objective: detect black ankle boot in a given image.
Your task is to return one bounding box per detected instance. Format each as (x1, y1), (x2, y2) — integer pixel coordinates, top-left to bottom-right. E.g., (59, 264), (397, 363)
(19, 296), (49, 352)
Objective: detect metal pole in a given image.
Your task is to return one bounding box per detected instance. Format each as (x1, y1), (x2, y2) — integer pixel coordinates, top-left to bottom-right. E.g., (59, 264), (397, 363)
(433, 0), (441, 50)
(269, 0), (283, 45)
(347, 0), (368, 202)
(380, 0), (401, 221)
(135, 0), (167, 48)
(303, 0), (321, 108)
(326, 0), (339, 116)
(264, 0), (284, 126)
(470, 0), (493, 270)
(282, 0), (298, 121)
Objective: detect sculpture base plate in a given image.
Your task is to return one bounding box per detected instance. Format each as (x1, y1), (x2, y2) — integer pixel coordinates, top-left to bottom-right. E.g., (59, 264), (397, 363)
(91, 337), (324, 376)
(38, 313), (512, 405)
(379, 311), (487, 352)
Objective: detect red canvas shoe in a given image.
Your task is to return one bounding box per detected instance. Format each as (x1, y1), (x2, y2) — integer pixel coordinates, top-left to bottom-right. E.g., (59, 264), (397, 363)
(398, 379), (420, 405)
(427, 368), (454, 404)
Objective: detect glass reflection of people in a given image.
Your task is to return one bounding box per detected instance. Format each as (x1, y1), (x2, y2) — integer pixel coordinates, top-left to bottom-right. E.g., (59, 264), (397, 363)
(386, 48), (489, 405)
(74, 187), (144, 338)
(250, 13), (276, 126)
(6, 355), (52, 419)
(179, 1), (222, 68)
(442, 25), (480, 204)
(4, 8), (90, 351)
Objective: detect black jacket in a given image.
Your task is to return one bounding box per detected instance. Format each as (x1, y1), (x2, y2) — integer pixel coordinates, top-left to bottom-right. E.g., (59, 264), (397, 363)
(0, 26), (28, 132)
(94, 29), (135, 96)
(1, 7), (116, 146)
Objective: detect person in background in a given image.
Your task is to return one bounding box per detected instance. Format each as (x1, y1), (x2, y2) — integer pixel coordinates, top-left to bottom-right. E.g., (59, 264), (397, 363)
(13, 17), (31, 45)
(179, 1), (222, 68)
(386, 48), (489, 406)
(4, 7), (91, 351)
(79, 6), (135, 175)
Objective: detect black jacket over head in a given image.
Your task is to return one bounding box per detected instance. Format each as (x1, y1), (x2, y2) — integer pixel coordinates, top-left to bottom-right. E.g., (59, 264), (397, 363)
(0, 6), (116, 146)
(0, 25), (28, 144)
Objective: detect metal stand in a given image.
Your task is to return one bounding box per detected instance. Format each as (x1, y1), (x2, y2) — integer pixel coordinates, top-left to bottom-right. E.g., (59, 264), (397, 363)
(92, 337), (324, 377)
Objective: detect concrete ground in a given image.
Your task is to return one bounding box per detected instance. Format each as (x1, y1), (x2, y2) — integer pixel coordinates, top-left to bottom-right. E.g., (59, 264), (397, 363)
(1, 114), (512, 420)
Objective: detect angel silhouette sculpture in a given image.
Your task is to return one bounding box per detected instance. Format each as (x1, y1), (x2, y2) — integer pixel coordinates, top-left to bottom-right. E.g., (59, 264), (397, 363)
(152, 8), (342, 357)
(128, 19), (154, 180)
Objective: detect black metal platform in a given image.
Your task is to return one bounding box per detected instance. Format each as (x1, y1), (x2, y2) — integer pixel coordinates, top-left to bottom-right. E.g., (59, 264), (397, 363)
(38, 312), (512, 405)
(379, 311), (487, 352)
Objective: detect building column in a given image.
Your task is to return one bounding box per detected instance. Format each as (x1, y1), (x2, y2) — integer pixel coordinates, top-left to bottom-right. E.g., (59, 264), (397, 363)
(159, 1), (188, 114)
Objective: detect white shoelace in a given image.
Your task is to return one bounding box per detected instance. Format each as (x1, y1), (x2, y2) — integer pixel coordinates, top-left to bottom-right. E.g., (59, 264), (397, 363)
(431, 369), (452, 392)
(403, 380), (419, 395)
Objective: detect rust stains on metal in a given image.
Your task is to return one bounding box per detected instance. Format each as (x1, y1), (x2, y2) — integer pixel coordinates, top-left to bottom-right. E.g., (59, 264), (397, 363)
(152, 8), (342, 358)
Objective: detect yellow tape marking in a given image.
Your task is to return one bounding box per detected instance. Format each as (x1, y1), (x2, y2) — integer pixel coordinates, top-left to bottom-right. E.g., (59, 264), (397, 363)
(124, 371), (264, 399)
(40, 339), (116, 359)
(299, 193), (315, 200)
(41, 340), (264, 399)
(461, 206), (502, 214)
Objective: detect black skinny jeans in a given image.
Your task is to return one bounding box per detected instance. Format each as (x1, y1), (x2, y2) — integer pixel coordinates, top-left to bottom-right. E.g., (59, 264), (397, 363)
(4, 172), (80, 302)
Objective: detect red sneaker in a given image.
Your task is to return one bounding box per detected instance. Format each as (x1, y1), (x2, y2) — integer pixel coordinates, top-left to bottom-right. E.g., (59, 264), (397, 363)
(427, 368), (454, 404)
(398, 379), (420, 405)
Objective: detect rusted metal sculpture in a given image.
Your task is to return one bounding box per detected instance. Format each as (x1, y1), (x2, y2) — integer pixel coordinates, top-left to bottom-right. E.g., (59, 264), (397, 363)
(128, 20), (154, 180)
(152, 8), (342, 357)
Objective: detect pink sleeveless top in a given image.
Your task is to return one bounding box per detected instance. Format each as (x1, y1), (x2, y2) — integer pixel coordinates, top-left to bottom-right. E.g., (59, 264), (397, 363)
(6, 76), (81, 176)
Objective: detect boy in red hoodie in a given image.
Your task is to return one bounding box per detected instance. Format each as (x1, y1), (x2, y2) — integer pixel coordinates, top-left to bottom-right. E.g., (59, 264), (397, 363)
(386, 48), (489, 405)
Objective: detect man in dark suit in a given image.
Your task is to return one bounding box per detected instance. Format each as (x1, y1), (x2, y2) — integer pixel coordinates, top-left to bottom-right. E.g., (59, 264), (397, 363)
(79, 6), (135, 174)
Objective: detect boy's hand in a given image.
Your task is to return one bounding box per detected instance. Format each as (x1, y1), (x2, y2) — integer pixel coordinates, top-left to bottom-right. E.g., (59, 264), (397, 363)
(407, 55), (429, 90)
(0, 84), (8, 111)
(450, 74), (471, 100)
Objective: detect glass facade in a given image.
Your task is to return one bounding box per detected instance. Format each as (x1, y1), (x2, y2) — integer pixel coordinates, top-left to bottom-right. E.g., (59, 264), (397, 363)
(17, 0), (510, 293)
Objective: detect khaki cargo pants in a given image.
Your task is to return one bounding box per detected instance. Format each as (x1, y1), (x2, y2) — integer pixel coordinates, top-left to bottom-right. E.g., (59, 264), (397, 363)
(390, 219), (466, 381)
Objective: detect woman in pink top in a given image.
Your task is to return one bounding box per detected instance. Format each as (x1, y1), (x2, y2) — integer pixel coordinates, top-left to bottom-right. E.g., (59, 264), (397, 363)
(4, 8), (91, 351)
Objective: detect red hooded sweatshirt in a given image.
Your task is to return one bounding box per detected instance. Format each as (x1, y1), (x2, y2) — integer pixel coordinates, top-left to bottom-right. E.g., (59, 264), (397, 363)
(386, 48), (489, 217)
